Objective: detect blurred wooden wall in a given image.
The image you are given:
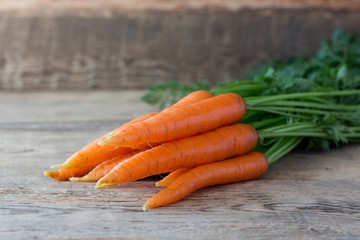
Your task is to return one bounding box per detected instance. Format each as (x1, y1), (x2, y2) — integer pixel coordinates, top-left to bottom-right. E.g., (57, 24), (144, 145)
(0, 0), (360, 90)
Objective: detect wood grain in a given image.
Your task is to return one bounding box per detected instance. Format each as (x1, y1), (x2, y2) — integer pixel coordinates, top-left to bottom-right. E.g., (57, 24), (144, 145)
(0, 1), (360, 90)
(0, 91), (359, 239)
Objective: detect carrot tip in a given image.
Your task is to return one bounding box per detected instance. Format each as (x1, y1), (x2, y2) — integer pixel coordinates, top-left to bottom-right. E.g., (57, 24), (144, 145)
(142, 203), (150, 212)
(69, 177), (81, 182)
(155, 181), (166, 187)
(44, 170), (58, 178)
(95, 183), (114, 189)
(70, 176), (95, 182)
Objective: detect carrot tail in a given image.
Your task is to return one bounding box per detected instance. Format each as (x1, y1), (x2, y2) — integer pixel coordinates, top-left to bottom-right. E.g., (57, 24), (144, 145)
(51, 112), (158, 169)
(51, 146), (133, 170)
(156, 168), (191, 187)
(70, 151), (141, 182)
(44, 165), (95, 181)
(96, 123), (258, 189)
(143, 152), (268, 211)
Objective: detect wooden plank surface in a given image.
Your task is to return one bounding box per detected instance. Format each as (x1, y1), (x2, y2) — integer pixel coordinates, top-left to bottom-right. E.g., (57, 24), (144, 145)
(1, 1), (360, 90)
(0, 91), (359, 239)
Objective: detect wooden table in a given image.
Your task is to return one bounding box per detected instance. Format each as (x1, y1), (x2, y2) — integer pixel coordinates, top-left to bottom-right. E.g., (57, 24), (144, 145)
(1, 91), (359, 239)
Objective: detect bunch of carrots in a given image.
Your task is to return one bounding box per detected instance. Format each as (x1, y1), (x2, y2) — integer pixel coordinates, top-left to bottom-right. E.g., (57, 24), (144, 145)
(45, 89), (360, 210)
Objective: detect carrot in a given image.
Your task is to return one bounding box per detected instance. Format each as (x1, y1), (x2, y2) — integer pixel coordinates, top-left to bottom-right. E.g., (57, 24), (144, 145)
(44, 165), (95, 181)
(52, 90), (213, 169)
(98, 90), (213, 147)
(156, 168), (190, 187)
(96, 123), (258, 189)
(169, 90), (214, 108)
(50, 112), (158, 170)
(101, 93), (246, 148)
(143, 152), (268, 210)
(69, 151), (141, 182)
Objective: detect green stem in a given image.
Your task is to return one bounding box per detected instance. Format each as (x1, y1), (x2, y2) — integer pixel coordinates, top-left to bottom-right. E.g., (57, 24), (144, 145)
(261, 122), (318, 133)
(245, 90), (360, 106)
(260, 131), (329, 138)
(260, 130), (360, 139)
(259, 100), (360, 111)
(262, 137), (287, 158)
(241, 110), (262, 121)
(265, 137), (303, 165)
(302, 97), (335, 104)
(212, 82), (268, 97)
(250, 116), (286, 129)
(247, 107), (313, 119)
(249, 106), (355, 116)
(260, 137), (279, 146)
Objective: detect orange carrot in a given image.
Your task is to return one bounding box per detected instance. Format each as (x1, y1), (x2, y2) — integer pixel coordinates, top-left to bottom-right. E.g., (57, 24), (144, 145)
(52, 90), (213, 169)
(169, 90), (213, 108)
(69, 151), (141, 182)
(156, 168), (190, 187)
(96, 123), (258, 189)
(143, 152), (268, 210)
(101, 93), (246, 147)
(51, 112), (158, 169)
(44, 165), (95, 181)
(98, 90), (213, 147)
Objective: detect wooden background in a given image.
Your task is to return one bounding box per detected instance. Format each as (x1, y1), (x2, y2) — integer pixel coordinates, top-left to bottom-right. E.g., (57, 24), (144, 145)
(1, 0), (360, 90)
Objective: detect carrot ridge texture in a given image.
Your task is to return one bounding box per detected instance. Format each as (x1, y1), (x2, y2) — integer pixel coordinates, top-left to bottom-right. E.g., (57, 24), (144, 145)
(96, 123), (258, 189)
(51, 112), (158, 169)
(70, 151), (141, 182)
(156, 168), (191, 187)
(44, 165), (95, 181)
(98, 90), (213, 147)
(143, 152), (268, 210)
(102, 93), (246, 147)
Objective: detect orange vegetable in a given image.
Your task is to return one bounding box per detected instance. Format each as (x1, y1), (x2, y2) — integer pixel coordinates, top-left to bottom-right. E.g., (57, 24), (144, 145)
(96, 123), (258, 189)
(98, 90), (213, 147)
(44, 166), (95, 181)
(51, 90), (213, 170)
(169, 90), (213, 108)
(101, 93), (246, 148)
(69, 151), (141, 182)
(51, 112), (158, 170)
(143, 152), (268, 210)
(156, 168), (190, 187)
